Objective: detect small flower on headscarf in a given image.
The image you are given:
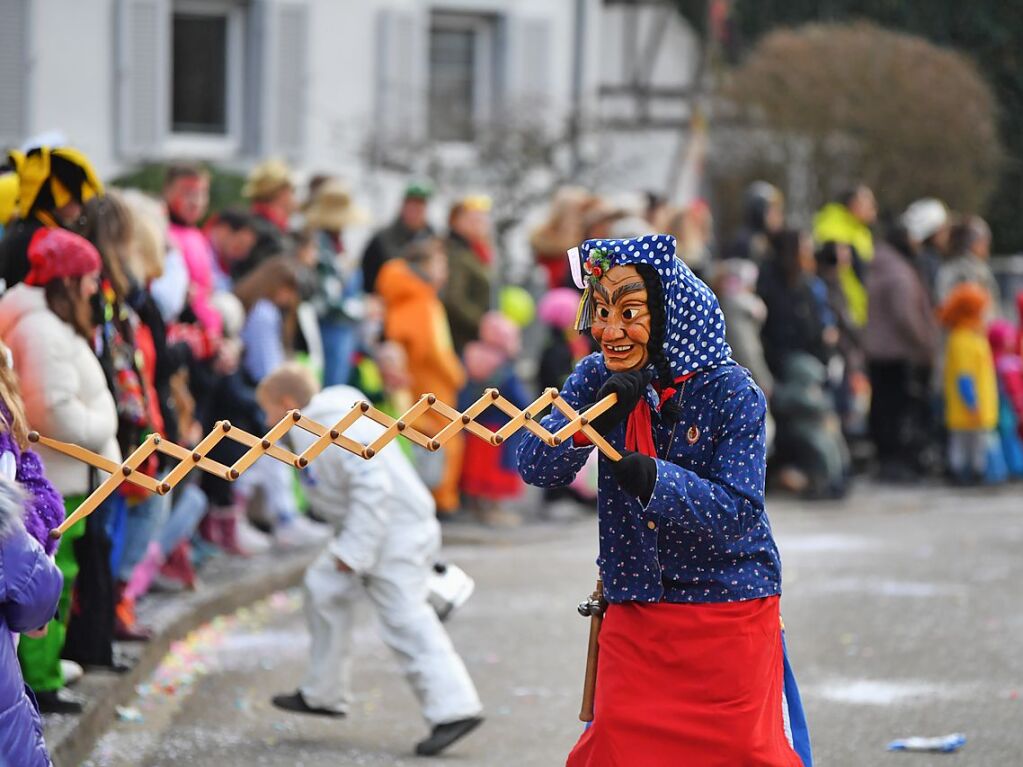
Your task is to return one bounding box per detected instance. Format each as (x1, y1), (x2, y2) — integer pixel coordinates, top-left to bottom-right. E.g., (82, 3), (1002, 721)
(574, 247), (614, 332)
(584, 248), (612, 286)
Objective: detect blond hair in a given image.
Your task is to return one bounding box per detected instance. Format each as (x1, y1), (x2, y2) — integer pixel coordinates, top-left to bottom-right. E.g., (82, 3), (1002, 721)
(256, 362), (321, 410)
(0, 342), (30, 448)
(120, 188), (168, 283)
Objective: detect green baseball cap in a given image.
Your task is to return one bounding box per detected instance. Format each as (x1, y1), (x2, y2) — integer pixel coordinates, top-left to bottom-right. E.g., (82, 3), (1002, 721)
(404, 180), (434, 200)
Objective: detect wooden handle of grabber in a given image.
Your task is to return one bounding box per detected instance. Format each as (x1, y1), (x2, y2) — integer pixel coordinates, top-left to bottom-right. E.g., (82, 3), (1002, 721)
(579, 579), (605, 722)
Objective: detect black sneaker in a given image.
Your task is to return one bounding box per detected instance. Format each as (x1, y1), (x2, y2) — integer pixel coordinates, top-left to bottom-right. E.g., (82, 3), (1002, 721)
(36, 687), (86, 715)
(271, 691), (346, 718)
(415, 716), (483, 756)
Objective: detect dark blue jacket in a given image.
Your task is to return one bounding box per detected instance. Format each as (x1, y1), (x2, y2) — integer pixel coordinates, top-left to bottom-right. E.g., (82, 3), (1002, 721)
(519, 354), (781, 603)
(518, 233), (782, 604)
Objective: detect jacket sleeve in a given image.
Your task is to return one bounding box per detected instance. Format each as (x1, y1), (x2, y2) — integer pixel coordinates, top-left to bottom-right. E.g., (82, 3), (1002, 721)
(2, 529), (63, 633)
(16, 449), (65, 555)
(502, 372), (533, 410)
(150, 249), (190, 322)
(724, 297), (774, 394)
(240, 301), (285, 383)
(361, 234), (385, 294)
(392, 306), (465, 394)
(132, 289), (191, 382)
(517, 355), (601, 488)
(326, 449), (393, 574)
(443, 255), (489, 344)
(957, 374), (978, 410)
(882, 268), (935, 353)
(643, 384), (767, 540)
(17, 320), (118, 452)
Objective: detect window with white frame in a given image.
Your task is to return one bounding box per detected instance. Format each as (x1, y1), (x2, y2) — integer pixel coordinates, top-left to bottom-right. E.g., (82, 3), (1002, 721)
(167, 0), (243, 150)
(428, 13), (496, 142)
(172, 13), (228, 133)
(118, 0), (307, 161)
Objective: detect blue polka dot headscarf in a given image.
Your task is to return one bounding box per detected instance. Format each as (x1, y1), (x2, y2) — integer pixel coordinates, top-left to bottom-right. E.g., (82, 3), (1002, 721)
(571, 234), (732, 377)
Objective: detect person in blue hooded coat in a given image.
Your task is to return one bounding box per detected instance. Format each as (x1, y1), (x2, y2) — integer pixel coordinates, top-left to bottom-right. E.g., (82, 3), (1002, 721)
(0, 476), (63, 767)
(518, 234), (811, 767)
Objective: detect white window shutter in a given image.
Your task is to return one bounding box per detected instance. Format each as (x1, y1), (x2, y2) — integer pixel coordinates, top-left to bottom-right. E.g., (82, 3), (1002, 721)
(262, 0), (308, 161)
(506, 14), (553, 112)
(0, 0), (29, 148)
(375, 7), (427, 144)
(116, 0), (169, 159)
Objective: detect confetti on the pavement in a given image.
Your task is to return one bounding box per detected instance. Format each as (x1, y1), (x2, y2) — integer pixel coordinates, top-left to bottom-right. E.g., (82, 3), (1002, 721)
(134, 590), (303, 705)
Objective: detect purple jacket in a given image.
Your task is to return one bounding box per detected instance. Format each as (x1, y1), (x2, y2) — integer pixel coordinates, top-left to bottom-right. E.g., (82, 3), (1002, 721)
(0, 403), (64, 555)
(0, 483), (63, 767)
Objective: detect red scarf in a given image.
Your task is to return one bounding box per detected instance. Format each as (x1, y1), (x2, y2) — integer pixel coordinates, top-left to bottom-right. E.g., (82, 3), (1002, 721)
(470, 238), (493, 266)
(625, 372), (697, 457)
(251, 201), (290, 233)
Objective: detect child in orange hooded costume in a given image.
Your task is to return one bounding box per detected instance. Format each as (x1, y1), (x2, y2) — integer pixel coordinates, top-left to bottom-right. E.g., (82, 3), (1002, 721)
(375, 238), (466, 513)
(939, 282), (999, 484)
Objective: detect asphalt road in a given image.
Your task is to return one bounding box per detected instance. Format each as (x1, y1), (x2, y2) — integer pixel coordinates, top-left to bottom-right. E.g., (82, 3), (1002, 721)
(85, 483), (1023, 766)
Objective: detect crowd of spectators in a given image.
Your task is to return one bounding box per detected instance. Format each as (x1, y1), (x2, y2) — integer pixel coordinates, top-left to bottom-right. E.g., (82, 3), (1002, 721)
(0, 142), (1021, 743)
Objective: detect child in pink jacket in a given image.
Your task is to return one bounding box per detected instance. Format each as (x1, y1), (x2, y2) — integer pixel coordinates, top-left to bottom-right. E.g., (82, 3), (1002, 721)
(164, 163), (223, 338)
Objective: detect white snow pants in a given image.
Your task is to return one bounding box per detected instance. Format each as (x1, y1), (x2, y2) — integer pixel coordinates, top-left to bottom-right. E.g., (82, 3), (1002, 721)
(298, 527), (482, 725)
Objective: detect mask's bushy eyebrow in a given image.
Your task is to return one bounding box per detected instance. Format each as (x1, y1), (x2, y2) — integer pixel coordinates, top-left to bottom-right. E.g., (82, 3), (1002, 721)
(592, 281), (611, 301)
(611, 282), (645, 304)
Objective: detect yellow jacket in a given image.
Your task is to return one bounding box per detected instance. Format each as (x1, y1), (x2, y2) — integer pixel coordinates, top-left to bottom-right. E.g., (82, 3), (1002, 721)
(813, 203), (874, 327)
(943, 327), (998, 431)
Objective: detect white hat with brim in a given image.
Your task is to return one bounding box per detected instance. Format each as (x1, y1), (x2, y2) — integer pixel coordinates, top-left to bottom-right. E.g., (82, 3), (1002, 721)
(303, 179), (369, 231)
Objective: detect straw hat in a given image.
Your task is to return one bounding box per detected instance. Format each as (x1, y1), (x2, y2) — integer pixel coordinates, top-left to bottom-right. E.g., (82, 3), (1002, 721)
(303, 179), (368, 231)
(242, 158), (294, 201)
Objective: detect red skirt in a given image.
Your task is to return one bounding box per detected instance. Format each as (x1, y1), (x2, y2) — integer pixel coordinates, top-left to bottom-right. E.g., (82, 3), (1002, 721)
(567, 596), (804, 767)
(459, 440), (522, 500)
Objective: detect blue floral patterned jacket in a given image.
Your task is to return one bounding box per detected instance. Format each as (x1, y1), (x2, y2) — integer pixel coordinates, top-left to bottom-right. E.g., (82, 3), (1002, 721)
(517, 234), (782, 604)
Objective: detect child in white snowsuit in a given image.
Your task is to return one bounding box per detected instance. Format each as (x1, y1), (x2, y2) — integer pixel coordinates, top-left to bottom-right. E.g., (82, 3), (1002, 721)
(259, 363), (482, 757)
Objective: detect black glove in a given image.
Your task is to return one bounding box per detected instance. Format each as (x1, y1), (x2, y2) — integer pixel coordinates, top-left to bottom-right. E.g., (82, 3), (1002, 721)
(610, 450), (657, 505)
(590, 369), (654, 435)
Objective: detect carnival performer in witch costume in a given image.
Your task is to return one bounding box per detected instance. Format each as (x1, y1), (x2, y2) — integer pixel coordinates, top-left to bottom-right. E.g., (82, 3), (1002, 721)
(518, 234), (812, 766)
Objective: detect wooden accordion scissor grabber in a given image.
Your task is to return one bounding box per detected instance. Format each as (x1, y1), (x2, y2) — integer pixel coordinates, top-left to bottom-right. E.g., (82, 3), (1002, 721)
(28, 385), (623, 721)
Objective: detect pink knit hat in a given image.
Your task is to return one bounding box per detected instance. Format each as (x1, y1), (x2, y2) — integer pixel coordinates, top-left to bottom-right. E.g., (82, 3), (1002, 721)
(537, 288), (581, 331)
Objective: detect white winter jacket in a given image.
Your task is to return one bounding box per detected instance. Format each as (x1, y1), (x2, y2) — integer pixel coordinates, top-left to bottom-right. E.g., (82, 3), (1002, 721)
(286, 385), (439, 573)
(0, 284), (121, 496)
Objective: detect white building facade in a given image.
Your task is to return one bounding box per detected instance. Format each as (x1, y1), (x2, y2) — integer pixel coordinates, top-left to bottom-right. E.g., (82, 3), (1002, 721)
(0, 0), (700, 213)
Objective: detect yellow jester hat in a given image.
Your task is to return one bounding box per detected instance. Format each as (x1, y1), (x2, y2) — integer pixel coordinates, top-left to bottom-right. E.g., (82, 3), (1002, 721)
(10, 146), (104, 220)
